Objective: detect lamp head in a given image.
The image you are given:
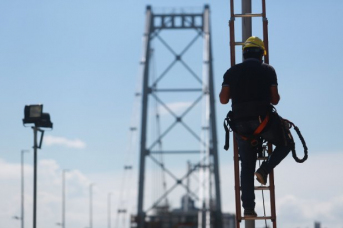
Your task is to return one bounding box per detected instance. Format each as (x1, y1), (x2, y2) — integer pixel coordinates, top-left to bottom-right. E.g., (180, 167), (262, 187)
(23, 104), (53, 128)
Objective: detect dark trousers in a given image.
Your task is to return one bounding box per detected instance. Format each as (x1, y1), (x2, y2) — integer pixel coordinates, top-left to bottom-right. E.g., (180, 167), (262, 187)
(234, 113), (293, 209)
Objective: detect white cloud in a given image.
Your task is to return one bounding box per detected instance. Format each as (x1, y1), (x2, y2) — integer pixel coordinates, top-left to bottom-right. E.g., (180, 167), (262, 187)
(44, 135), (86, 149)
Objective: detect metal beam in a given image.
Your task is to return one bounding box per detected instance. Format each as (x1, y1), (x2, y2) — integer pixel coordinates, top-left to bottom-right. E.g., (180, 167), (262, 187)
(152, 14), (203, 30)
(137, 5), (153, 228)
(150, 150), (201, 154)
(204, 5), (223, 228)
(152, 88), (203, 92)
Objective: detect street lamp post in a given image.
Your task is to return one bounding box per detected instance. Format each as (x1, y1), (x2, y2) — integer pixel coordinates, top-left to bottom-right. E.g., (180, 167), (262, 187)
(22, 104), (53, 228)
(21, 150), (30, 228)
(89, 184), (95, 228)
(108, 192), (112, 228)
(62, 169), (69, 228)
(33, 127), (38, 228)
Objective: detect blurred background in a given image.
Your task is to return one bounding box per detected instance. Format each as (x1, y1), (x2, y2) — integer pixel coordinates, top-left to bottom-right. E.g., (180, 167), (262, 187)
(0, 0), (342, 228)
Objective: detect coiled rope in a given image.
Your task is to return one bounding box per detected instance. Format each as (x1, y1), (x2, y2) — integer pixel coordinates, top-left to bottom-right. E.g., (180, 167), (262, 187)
(283, 119), (308, 163)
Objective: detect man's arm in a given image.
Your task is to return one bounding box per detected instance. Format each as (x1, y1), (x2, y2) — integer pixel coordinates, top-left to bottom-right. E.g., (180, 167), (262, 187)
(270, 86), (280, 105)
(219, 86), (231, 104)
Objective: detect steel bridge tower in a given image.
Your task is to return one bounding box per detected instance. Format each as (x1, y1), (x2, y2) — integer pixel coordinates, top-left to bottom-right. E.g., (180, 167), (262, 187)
(136, 5), (222, 228)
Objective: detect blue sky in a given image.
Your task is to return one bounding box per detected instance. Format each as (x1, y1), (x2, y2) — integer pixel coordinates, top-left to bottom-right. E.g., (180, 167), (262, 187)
(1, 0), (343, 228)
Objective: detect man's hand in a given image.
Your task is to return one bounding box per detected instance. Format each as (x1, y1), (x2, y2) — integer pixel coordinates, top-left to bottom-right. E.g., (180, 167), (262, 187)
(219, 86), (231, 104)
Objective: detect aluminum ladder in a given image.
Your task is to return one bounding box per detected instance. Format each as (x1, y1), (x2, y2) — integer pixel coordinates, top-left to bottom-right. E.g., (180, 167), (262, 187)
(229, 0), (277, 227)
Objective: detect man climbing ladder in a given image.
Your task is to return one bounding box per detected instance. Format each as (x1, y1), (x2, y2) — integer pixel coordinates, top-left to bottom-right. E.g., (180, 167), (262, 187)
(220, 2), (308, 228)
(220, 36), (294, 217)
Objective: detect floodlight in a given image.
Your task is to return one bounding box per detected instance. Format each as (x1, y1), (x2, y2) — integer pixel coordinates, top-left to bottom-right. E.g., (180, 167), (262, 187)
(23, 104), (53, 128)
(22, 104), (53, 228)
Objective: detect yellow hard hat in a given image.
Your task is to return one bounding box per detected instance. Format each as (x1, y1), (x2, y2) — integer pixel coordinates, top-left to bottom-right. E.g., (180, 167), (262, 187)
(243, 36), (266, 56)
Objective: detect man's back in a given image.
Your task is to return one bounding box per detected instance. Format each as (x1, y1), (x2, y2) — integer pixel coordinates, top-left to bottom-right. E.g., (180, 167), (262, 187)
(222, 59), (278, 118)
(227, 59), (277, 103)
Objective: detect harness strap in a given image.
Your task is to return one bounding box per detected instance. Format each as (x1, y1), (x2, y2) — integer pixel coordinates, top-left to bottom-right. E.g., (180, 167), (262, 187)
(240, 113), (270, 143)
(223, 118), (231, 150)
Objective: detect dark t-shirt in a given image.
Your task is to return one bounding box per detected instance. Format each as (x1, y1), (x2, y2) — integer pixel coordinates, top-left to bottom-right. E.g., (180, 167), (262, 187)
(222, 58), (278, 117)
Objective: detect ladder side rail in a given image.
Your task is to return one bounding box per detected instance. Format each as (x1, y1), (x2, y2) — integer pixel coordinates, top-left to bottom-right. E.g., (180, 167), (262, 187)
(230, 1), (241, 227)
(233, 135), (241, 228)
(268, 143), (277, 228)
(229, 0), (236, 66)
(262, 0), (270, 64)
(262, 0), (276, 226)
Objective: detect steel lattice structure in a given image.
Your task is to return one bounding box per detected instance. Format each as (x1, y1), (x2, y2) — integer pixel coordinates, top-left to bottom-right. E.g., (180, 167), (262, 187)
(136, 5), (222, 228)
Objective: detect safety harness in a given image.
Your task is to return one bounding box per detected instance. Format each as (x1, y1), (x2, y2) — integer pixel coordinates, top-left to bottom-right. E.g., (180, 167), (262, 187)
(223, 109), (308, 163)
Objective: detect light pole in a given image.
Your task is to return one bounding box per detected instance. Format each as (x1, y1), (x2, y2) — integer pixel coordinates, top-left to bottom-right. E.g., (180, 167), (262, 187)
(89, 184), (95, 228)
(21, 150), (30, 228)
(62, 169), (69, 228)
(241, 0), (255, 227)
(108, 192), (112, 228)
(22, 104), (53, 228)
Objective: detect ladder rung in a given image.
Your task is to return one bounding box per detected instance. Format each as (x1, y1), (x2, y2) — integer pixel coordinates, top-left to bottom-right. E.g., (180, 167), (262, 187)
(234, 13), (263, 18)
(235, 42), (244, 46)
(240, 186), (270, 191)
(242, 216), (273, 221)
(254, 186), (270, 190)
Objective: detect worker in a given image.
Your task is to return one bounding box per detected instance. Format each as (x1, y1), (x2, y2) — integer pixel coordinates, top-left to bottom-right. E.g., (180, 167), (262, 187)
(219, 36), (293, 217)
